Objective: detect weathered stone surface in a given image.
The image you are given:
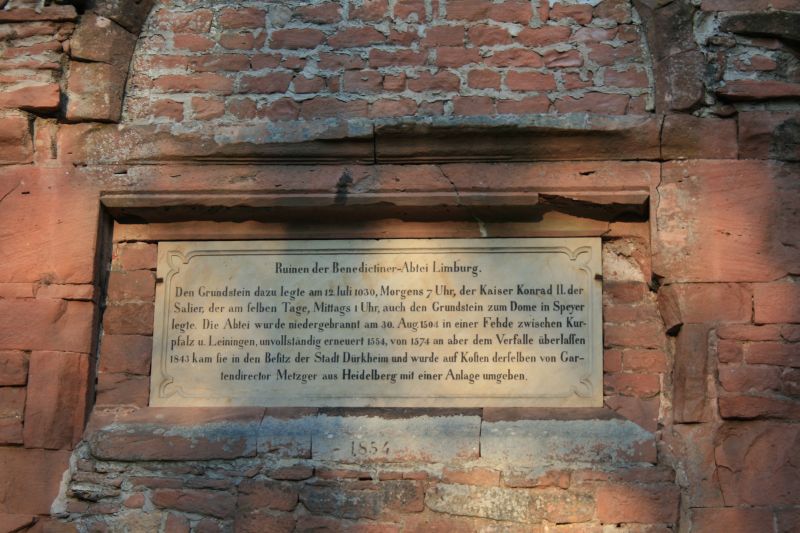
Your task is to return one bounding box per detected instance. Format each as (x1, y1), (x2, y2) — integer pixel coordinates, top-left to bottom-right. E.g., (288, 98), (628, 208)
(692, 506), (773, 533)
(106, 270), (156, 302)
(0, 448), (71, 514)
(0, 84), (60, 113)
(66, 62), (127, 122)
(112, 243), (157, 271)
(425, 484), (532, 523)
(98, 335), (152, 375)
(258, 415), (313, 458)
(24, 351), (90, 449)
(660, 51), (705, 112)
(739, 111), (800, 161)
(663, 424), (724, 508)
(717, 80), (800, 102)
(237, 479), (299, 512)
(312, 415), (480, 463)
(661, 115), (737, 159)
(0, 387), (24, 444)
(715, 422), (800, 506)
(87, 408), (263, 460)
(70, 14), (137, 66)
(719, 395), (800, 420)
(481, 418), (654, 466)
(0, 300), (94, 353)
(753, 281), (800, 324)
(152, 489), (235, 519)
(0, 351), (28, 385)
(103, 303), (154, 335)
(595, 483), (679, 524)
(658, 283), (752, 330)
(719, 11), (800, 45)
(95, 373), (149, 406)
(654, 161), (800, 282)
(0, 514), (36, 532)
(673, 324), (711, 423)
(301, 480), (423, 519)
(93, 0), (157, 33)
(0, 116), (33, 164)
(0, 167), (99, 284)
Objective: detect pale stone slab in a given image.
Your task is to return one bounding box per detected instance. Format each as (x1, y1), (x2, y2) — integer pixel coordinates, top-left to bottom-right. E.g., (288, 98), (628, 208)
(311, 415), (481, 463)
(151, 238), (602, 407)
(480, 419), (653, 467)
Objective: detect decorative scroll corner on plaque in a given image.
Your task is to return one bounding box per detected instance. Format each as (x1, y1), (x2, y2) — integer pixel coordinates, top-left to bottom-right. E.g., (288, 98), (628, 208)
(573, 378), (594, 398)
(571, 246), (593, 266)
(158, 378), (180, 399)
(165, 250), (187, 276)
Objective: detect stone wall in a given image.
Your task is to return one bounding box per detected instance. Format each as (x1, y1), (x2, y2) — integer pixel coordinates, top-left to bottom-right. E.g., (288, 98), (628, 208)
(0, 0), (798, 532)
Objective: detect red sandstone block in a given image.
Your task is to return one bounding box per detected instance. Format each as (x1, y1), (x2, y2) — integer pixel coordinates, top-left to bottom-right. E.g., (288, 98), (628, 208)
(604, 349), (623, 372)
(446, 0), (491, 20)
(103, 303), (154, 336)
(777, 509), (800, 533)
(503, 469), (571, 489)
(151, 99), (184, 121)
(423, 25), (465, 46)
(23, 351), (89, 449)
(543, 49), (583, 68)
(394, 0), (426, 20)
(293, 75), (325, 93)
(673, 324), (711, 423)
(442, 467), (500, 486)
(268, 465), (314, 481)
(550, 3), (592, 24)
(780, 368), (799, 396)
(506, 71), (555, 91)
(218, 8), (266, 29)
(468, 24), (511, 45)
(468, 69), (501, 89)
(662, 115), (738, 159)
(235, 511), (295, 533)
(164, 513), (189, 533)
(370, 98), (417, 117)
(219, 32), (265, 51)
(295, 3), (342, 24)
(754, 282), (800, 324)
(554, 93), (629, 114)
(719, 395), (800, 419)
(98, 335), (151, 375)
(0, 448), (71, 514)
(605, 395), (660, 433)
(604, 67), (648, 88)
(343, 70), (383, 93)
(516, 26), (571, 47)
(154, 9), (212, 32)
(328, 27), (385, 48)
(588, 42), (639, 66)
(453, 95), (494, 115)
(0, 351), (28, 385)
(487, 1), (533, 23)
(173, 34), (215, 52)
(153, 73), (234, 95)
(0, 115), (32, 164)
(250, 53), (281, 69)
(658, 283), (752, 329)
(573, 26), (617, 43)
(485, 48), (543, 67)
(0, 299), (94, 353)
(717, 339), (744, 363)
(738, 111), (800, 160)
(596, 483), (679, 524)
(0, 83), (59, 112)
(369, 49), (426, 68)
(603, 321), (664, 349)
(0, 514), (35, 532)
(595, 0), (632, 23)
(691, 506), (773, 532)
(96, 373), (149, 406)
(604, 372), (660, 397)
(719, 364), (781, 393)
(0, 387), (24, 444)
(716, 324), (782, 341)
(239, 72), (293, 94)
(192, 97), (225, 120)
(407, 71), (460, 92)
(783, 325), (800, 342)
(436, 46), (482, 67)
(107, 270), (156, 303)
(300, 97), (369, 120)
(383, 73), (406, 91)
(563, 72), (593, 89)
(495, 96), (550, 114)
(702, 0), (800, 9)
(112, 244), (156, 272)
(270, 28), (325, 49)
(350, 0), (389, 21)
(744, 342), (798, 367)
(262, 98), (300, 122)
(238, 479), (299, 512)
(153, 489), (235, 519)
(603, 281), (648, 304)
(717, 80), (800, 101)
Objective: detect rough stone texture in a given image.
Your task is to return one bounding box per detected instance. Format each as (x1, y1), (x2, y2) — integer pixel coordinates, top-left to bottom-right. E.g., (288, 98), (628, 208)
(480, 419), (655, 466)
(87, 408), (263, 461)
(654, 161), (800, 282)
(312, 415), (480, 463)
(97, 335), (152, 375)
(0, 300), (94, 353)
(70, 14), (137, 67)
(673, 324), (711, 423)
(661, 115), (738, 160)
(23, 351), (90, 449)
(739, 112), (800, 162)
(595, 483), (679, 524)
(0, 116), (33, 164)
(0, 448), (71, 515)
(66, 61), (127, 122)
(0, 351), (28, 386)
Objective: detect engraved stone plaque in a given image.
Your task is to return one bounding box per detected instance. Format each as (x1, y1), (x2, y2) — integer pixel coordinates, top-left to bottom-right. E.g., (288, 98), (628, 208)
(151, 238), (602, 407)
